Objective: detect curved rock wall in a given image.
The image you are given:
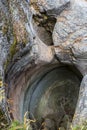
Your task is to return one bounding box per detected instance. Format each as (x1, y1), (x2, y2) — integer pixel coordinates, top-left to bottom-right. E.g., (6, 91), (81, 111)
(7, 63), (82, 129)
(0, 0), (87, 128)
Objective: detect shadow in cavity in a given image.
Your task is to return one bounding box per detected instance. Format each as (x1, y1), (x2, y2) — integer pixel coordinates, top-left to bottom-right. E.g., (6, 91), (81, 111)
(33, 13), (56, 46)
(23, 66), (82, 130)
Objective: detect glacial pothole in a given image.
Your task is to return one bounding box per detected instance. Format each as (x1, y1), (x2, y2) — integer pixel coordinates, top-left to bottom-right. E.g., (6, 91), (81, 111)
(22, 65), (82, 129)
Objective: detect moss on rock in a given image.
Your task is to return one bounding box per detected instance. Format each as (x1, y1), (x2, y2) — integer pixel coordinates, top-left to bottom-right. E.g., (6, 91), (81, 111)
(0, 108), (9, 130)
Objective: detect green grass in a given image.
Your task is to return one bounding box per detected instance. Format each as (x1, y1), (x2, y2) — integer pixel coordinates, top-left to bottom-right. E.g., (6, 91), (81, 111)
(8, 120), (25, 130)
(72, 121), (87, 130)
(0, 108), (87, 130)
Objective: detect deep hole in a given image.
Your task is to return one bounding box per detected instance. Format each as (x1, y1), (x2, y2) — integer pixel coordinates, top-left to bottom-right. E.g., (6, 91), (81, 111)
(23, 65), (82, 130)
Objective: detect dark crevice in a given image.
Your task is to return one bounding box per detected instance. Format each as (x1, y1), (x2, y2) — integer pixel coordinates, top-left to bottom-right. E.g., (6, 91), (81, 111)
(33, 12), (56, 46)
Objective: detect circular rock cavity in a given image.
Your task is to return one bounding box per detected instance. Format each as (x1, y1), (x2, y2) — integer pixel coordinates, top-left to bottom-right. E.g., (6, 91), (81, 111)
(23, 65), (82, 129)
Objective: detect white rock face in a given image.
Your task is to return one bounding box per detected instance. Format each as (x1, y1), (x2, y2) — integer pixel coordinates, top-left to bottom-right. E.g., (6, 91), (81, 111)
(38, 0), (70, 10)
(53, 0), (87, 75)
(71, 0), (87, 7)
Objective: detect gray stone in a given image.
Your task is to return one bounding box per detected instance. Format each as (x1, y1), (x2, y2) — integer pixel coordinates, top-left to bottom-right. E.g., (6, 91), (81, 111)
(53, 0), (87, 75)
(52, 0), (87, 125)
(37, 0), (70, 13)
(73, 75), (87, 126)
(44, 118), (56, 129)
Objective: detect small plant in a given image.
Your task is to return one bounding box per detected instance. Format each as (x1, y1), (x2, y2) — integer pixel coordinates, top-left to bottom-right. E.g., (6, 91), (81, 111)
(10, 37), (17, 60)
(8, 120), (25, 130)
(24, 112), (36, 130)
(8, 112), (36, 130)
(0, 108), (9, 130)
(0, 89), (5, 102)
(71, 121), (87, 130)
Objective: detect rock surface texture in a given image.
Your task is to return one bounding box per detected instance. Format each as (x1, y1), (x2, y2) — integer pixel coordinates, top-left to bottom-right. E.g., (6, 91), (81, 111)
(53, 0), (87, 75)
(0, 0), (87, 129)
(52, 0), (87, 126)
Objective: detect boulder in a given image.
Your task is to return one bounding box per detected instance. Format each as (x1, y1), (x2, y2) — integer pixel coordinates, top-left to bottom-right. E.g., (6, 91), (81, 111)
(53, 0), (87, 75)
